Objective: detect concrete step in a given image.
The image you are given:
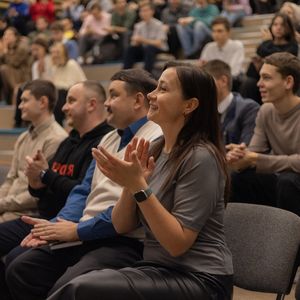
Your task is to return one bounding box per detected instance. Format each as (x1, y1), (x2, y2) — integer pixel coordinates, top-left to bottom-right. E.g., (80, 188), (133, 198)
(0, 129), (25, 164)
(83, 63), (122, 81)
(242, 14), (274, 27)
(0, 105), (15, 129)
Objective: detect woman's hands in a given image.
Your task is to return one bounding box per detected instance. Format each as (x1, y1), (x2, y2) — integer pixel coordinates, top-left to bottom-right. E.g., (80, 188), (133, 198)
(92, 138), (155, 193)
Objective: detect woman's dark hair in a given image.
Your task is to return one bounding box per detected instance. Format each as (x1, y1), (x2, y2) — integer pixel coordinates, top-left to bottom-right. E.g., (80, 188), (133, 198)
(270, 12), (295, 42)
(150, 62), (230, 203)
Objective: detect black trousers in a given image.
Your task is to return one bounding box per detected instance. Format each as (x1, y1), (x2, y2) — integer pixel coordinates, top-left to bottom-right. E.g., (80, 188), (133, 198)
(6, 237), (143, 300)
(230, 169), (300, 216)
(123, 45), (160, 73)
(0, 218), (33, 300)
(47, 263), (233, 300)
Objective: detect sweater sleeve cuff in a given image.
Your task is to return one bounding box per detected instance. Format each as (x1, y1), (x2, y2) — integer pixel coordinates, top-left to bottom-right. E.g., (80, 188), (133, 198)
(77, 207), (118, 241)
(28, 185), (47, 197)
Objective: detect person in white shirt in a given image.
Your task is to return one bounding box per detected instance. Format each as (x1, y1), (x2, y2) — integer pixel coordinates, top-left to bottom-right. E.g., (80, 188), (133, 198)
(199, 17), (244, 79)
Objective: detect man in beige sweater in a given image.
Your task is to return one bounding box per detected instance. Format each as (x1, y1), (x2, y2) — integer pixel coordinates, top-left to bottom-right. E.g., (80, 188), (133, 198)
(0, 80), (67, 222)
(227, 52), (300, 216)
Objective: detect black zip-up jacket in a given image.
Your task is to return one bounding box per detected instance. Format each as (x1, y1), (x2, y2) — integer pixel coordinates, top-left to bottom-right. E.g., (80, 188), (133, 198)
(29, 122), (113, 219)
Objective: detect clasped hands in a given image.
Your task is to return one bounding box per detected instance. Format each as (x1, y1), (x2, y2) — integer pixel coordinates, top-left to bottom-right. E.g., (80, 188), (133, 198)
(226, 143), (258, 172)
(25, 150), (48, 189)
(92, 137), (155, 193)
(20, 216), (79, 248)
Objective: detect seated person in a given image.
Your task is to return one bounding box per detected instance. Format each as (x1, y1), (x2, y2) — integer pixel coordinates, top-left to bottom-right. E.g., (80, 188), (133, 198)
(240, 13), (298, 104)
(0, 80), (67, 223)
(29, 0), (55, 24)
(123, 3), (168, 74)
(221, 0), (252, 26)
(49, 42), (87, 124)
(77, 2), (111, 64)
(61, 0), (85, 31)
(199, 16), (244, 87)
(227, 52), (300, 217)
(202, 59), (259, 145)
(0, 27), (31, 104)
(47, 63), (233, 300)
(50, 21), (79, 60)
(104, 0), (137, 57)
(0, 80), (112, 260)
(27, 16), (51, 43)
(161, 0), (189, 58)
(5, 0), (30, 35)
(3, 69), (162, 300)
(176, 0), (219, 58)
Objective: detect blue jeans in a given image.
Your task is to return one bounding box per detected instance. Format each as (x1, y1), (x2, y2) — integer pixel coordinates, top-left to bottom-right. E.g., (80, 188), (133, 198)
(221, 10), (246, 26)
(176, 21), (211, 57)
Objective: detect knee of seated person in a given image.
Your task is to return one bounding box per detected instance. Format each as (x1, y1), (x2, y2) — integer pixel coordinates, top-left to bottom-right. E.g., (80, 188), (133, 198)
(193, 21), (207, 30)
(277, 172), (300, 187)
(5, 256), (20, 287)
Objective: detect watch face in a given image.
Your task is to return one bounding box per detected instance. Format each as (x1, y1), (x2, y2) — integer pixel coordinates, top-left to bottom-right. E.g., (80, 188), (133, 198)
(134, 191), (148, 202)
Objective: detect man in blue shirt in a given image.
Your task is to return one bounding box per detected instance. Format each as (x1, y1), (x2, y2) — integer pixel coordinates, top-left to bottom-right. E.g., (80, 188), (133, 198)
(5, 69), (162, 300)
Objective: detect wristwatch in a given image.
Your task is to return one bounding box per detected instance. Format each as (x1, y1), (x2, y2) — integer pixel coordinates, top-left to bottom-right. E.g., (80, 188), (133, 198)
(133, 187), (153, 203)
(39, 169), (48, 182)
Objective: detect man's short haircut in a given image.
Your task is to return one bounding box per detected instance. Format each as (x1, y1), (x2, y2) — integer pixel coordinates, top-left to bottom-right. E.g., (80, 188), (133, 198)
(50, 21), (64, 32)
(87, 0), (102, 11)
(22, 80), (57, 112)
(32, 36), (49, 52)
(80, 80), (106, 103)
(110, 69), (157, 104)
(139, 2), (155, 11)
(201, 59), (232, 90)
(211, 16), (231, 31)
(264, 52), (300, 94)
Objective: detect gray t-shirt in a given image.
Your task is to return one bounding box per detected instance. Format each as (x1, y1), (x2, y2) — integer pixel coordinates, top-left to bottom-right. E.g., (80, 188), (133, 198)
(142, 145), (233, 275)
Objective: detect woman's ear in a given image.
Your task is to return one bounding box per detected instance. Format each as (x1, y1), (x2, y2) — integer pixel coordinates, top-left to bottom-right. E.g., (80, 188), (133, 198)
(184, 97), (199, 115)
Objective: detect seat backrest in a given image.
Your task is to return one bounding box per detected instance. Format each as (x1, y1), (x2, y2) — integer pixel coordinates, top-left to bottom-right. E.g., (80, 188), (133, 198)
(224, 203), (300, 294)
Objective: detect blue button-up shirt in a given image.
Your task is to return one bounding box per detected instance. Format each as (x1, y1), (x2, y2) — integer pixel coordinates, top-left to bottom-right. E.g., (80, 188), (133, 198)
(55, 117), (148, 240)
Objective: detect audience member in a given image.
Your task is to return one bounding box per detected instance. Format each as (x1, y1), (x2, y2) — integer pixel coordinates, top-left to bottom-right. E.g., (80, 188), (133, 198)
(61, 0), (85, 31)
(0, 80), (67, 223)
(202, 60), (259, 145)
(77, 2), (111, 64)
(61, 17), (77, 41)
(240, 13), (298, 103)
(29, 0), (55, 24)
(176, 0), (219, 58)
(0, 80), (112, 263)
(0, 27), (31, 104)
(4, 69), (162, 300)
(49, 42), (87, 124)
(123, 3), (168, 73)
(50, 21), (79, 60)
(104, 0), (136, 55)
(161, 0), (189, 58)
(47, 62), (233, 300)
(280, 2), (300, 42)
(221, 0), (252, 26)
(199, 17), (244, 81)
(5, 0), (30, 35)
(28, 16), (51, 43)
(31, 37), (53, 80)
(227, 52), (300, 217)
